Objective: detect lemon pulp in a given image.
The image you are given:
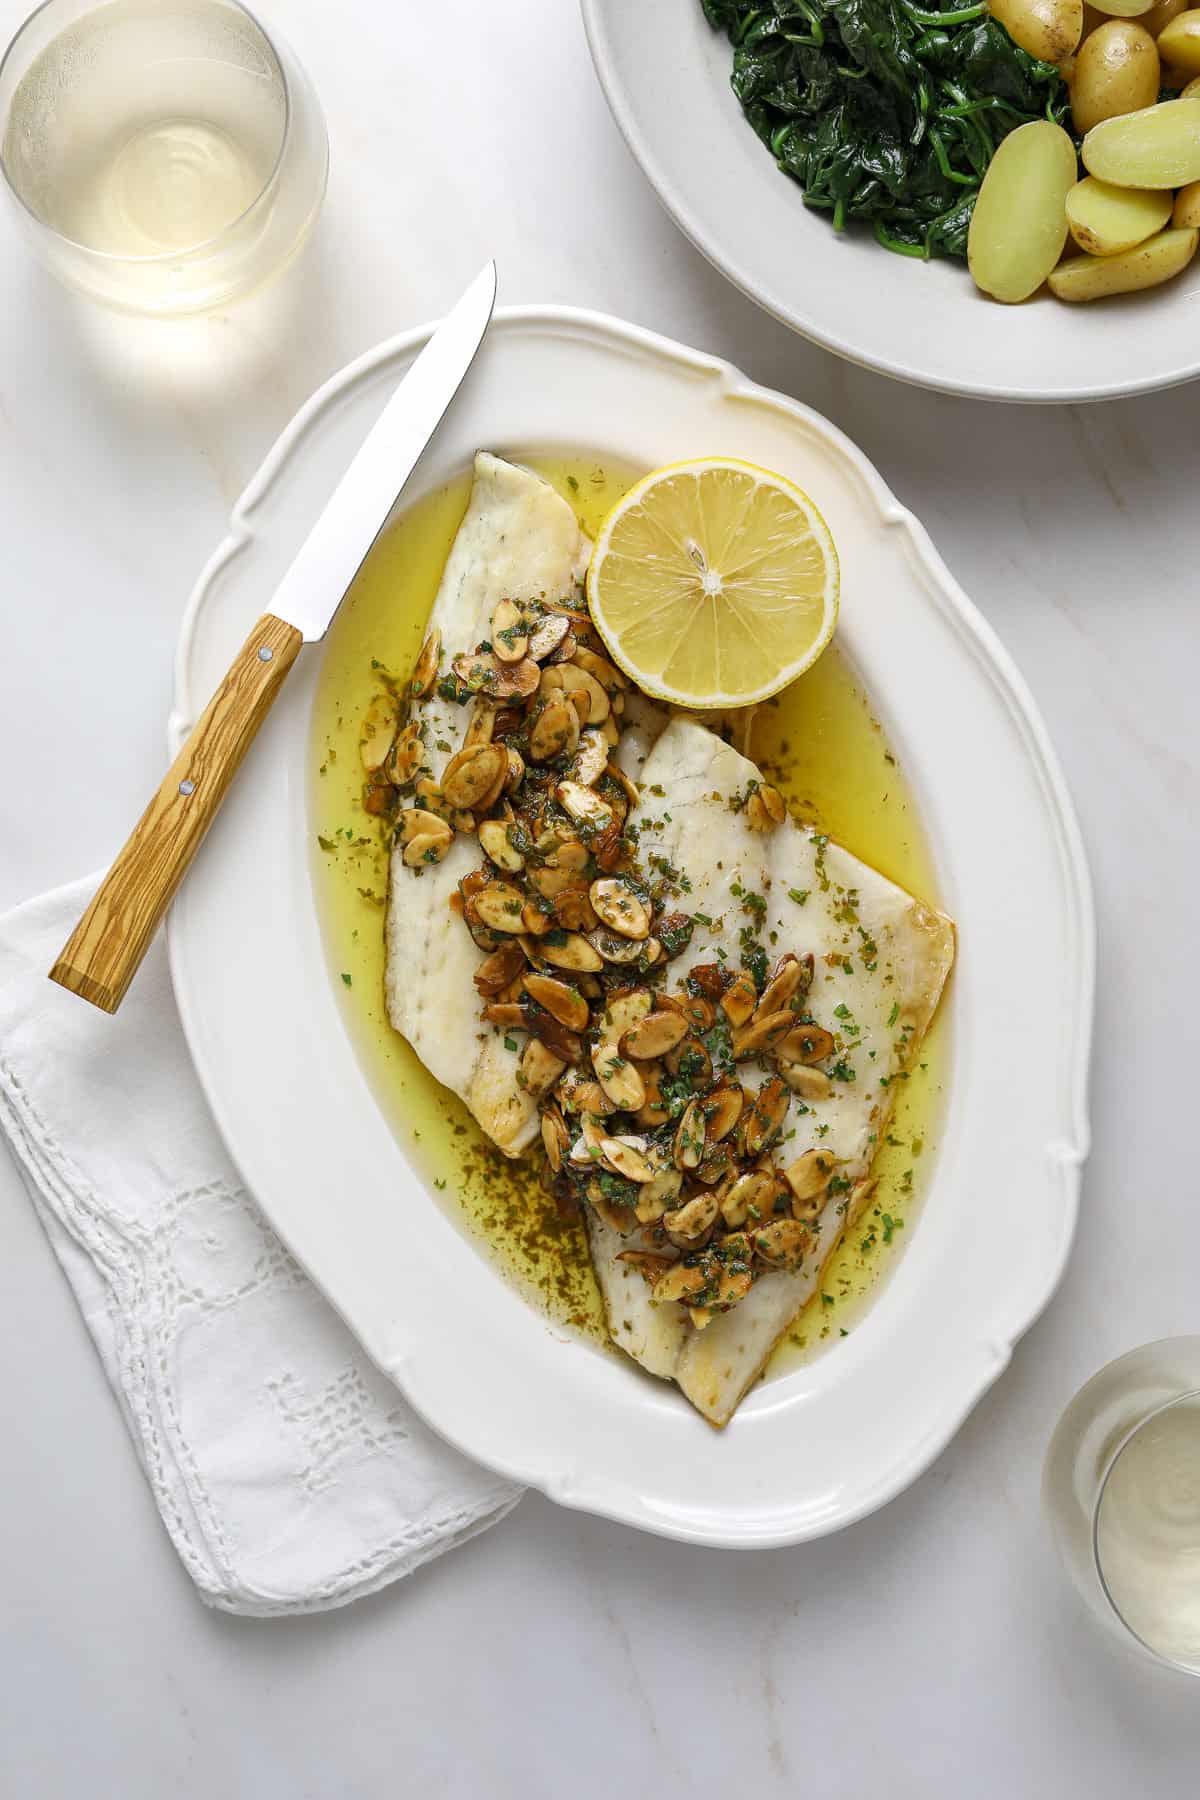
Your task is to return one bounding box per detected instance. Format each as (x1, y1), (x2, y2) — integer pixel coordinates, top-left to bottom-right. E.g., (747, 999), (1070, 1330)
(586, 457), (839, 709)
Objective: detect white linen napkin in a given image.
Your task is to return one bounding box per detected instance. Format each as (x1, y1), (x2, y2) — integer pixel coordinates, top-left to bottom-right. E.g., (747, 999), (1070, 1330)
(0, 878), (521, 1616)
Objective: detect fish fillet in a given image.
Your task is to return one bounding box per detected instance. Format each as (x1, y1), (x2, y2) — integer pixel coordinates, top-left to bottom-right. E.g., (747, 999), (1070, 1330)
(385, 452), (590, 1154)
(587, 718), (955, 1425)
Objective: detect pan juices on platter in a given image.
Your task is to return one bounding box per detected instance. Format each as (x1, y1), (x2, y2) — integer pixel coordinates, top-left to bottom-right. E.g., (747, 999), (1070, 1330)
(313, 451), (954, 1426)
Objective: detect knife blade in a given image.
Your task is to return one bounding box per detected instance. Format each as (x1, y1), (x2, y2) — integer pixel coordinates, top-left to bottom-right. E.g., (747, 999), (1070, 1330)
(274, 259), (496, 640)
(49, 262), (498, 1014)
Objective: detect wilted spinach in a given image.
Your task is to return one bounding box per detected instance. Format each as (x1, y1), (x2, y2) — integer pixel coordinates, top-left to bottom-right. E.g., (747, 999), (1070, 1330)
(701, 0), (1070, 258)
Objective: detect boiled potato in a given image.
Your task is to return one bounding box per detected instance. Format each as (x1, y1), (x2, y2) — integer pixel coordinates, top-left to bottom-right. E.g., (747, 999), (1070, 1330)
(1185, 72), (1200, 89)
(1088, 0), (1162, 14)
(991, 0), (1083, 60)
(1066, 174), (1173, 248)
(1174, 178), (1200, 221)
(1083, 97), (1200, 184)
(1071, 21), (1160, 132)
(1157, 8), (1200, 68)
(968, 121), (1079, 302)
(1048, 224), (1198, 295)
(1132, 0), (1188, 33)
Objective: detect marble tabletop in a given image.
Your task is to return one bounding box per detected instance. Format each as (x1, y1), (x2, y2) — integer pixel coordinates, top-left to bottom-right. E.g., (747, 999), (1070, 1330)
(1, 2), (1198, 1794)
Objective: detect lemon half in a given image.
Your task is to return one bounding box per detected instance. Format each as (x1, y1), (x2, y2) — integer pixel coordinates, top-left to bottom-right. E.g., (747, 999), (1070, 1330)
(586, 457), (839, 709)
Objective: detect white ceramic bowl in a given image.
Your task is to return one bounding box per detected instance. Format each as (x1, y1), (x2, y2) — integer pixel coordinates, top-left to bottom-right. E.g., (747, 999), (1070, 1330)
(168, 307), (1094, 1544)
(581, 0), (1200, 402)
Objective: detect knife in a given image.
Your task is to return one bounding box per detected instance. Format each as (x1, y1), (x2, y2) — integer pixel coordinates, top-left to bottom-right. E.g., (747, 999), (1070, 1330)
(49, 261), (498, 1015)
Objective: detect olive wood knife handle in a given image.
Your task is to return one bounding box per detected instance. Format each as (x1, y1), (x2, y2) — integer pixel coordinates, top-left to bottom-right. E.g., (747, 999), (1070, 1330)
(49, 613), (304, 1014)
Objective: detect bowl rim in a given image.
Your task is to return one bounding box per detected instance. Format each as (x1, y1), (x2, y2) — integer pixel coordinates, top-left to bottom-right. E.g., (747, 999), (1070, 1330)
(579, 0), (1200, 404)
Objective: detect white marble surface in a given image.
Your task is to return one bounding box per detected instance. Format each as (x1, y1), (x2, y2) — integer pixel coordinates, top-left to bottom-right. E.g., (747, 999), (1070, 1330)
(1, 1), (1198, 1793)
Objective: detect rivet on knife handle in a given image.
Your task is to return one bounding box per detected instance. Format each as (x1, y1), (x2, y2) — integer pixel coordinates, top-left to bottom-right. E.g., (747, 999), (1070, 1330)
(49, 614), (303, 1013)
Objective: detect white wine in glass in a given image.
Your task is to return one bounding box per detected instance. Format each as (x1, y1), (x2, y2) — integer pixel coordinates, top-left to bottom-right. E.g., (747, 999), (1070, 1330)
(1044, 1337), (1200, 1675)
(0, 0), (328, 313)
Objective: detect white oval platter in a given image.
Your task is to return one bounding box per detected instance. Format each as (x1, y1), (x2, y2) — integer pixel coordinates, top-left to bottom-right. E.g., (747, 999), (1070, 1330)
(168, 307), (1094, 1546)
(581, 0), (1200, 403)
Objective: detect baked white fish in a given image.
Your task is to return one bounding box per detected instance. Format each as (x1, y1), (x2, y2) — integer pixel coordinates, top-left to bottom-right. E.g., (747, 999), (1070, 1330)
(384, 452), (589, 1155)
(586, 719), (954, 1426)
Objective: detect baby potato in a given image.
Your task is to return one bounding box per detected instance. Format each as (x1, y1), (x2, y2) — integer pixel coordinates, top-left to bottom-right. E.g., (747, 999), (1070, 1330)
(1070, 21), (1161, 132)
(1083, 97), (1200, 184)
(1048, 224), (1198, 296)
(1157, 8), (1200, 69)
(1185, 72), (1200, 89)
(967, 121), (1079, 303)
(1174, 178), (1200, 221)
(991, 0), (1082, 61)
(1066, 174), (1173, 248)
(1132, 0), (1188, 34)
(1088, 0), (1163, 14)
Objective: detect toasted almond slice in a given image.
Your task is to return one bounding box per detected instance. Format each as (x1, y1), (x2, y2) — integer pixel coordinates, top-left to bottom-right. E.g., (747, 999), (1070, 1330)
(545, 628), (578, 666)
(651, 1259), (714, 1305)
(360, 693), (400, 772)
(659, 991), (716, 1034)
(529, 695), (580, 763)
(746, 785), (786, 832)
(523, 973), (589, 1033)
(452, 650), (541, 701)
(442, 743), (508, 811)
(753, 954), (806, 1022)
(549, 838), (590, 872)
(695, 1142), (734, 1187)
(397, 806), (453, 847)
(525, 1007), (583, 1063)
(600, 1136), (653, 1183)
(503, 747), (525, 793)
(620, 1010), (689, 1061)
(402, 831), (450, 868)
(571, 646), (628, 692)
(589, 879), (650, 941)
(721, 1168), (780, 1229)
(556, 1068), (614, 1115)
(635, 1155), (682, 1222)
(732, 1010), (796, 1060)
(528, 612), (571, 662)
(592, 1042), (646, 1111)
(752, 1219), (810, 1270)
(541, 1108), (568, 1175)
(463, 700), (497, 749)
(562, 665), (610, 724)
(538, 665), (567, 697)
(540, 932), (605, 974)
(586, 926), (644, 966)
(482, 1001), (527, 1029)
(775, 1023), (836, 1066)
(674, 1098), (707, 1170)
(478, 818), (525, 872)
(634, 1061), (672, 1130)
(721, 972), (759, 1028)
(491, 598), (529, 663)
(739, 1075), (790, 1159)
(664, 1034), (712, 1086)
(571, 729), (609, 787)
(472, 880), (526, 933)
(411, 629), (442, 699)
(703, 1082), (745, 1144)
(521, 900), (553, 937)
(556, 780), (614, 830)
(384, 723), (422, 787)
(520, 1038), (566, 1100)
(605, 763), (640, 810)
(553, 881), (598, 933)
(784, 1148), (835, 1213)
(601, 715), (621, 748)
(664, 1192), (719, 1246)
(778, 1064), (832, 1101)
(474, 942), (527, 998)
(597, 988), (652, 1048)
